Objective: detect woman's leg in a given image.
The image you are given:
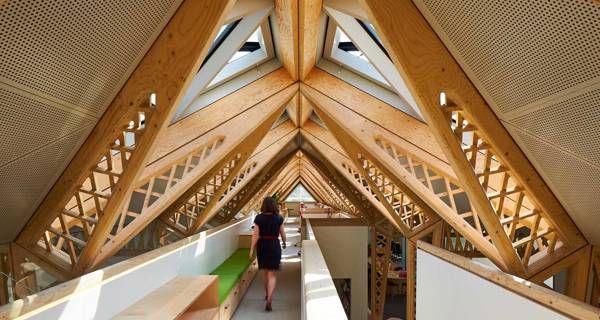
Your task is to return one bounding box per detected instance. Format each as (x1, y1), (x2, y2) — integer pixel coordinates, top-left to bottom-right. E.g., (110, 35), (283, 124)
(262, 270), (268, 299)
(266, 270), (277, 303)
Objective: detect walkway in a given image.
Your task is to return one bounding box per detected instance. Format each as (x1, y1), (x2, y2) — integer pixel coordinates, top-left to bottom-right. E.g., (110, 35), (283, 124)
(232, 216), (301, 320)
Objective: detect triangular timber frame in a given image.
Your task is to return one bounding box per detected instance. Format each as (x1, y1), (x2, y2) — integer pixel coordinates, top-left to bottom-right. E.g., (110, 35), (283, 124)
(5, 0), (594, 315)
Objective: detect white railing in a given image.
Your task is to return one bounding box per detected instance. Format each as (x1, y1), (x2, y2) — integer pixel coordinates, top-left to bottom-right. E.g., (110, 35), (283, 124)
(0, 215), (255, 320)
(416, 241), (600, 320)
(301, 219), (347, 320)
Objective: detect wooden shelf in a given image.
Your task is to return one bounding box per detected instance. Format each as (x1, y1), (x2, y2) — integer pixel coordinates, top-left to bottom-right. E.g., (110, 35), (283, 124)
(114, 275), (219, 320)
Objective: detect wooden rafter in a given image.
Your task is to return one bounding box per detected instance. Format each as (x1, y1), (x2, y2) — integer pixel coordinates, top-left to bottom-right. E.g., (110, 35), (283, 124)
(358, 0), (587, 276)
(198, 128), (299, 226)
(16, 0), (236, 275)
(299, 0), (322, 80)
(274, 0), (299, 80)
(528, 245), (592, 302)
(157, 87), (296, 237)
(300, 158), (357, 214)
(302, 83), (520, 272)
(208, 129), (299, 225)
(301, 148), (375, 222)
(301, 123), (396, 227)
(88, 85), (296, 269)
(148, 68), (294, 166)
(299, 170), (339, 210)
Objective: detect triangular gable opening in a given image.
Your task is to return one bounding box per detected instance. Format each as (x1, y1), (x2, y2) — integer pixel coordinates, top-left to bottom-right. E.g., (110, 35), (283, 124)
(284, 183), (317, 203)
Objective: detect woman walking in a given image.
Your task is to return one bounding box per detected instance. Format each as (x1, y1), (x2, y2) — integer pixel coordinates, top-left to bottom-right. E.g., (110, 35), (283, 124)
(249, 197), (287, 311)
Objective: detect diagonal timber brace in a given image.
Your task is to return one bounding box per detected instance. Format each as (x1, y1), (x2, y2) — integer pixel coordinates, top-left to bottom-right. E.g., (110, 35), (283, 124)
(15, 0), (236, 275)
(358, 0), (586, 276)
(302, 83), (511, 271)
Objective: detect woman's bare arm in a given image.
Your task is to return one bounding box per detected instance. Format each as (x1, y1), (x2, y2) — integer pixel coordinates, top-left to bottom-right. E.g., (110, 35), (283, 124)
(249, 223), (259, 258)
(279, 223), (287, 248)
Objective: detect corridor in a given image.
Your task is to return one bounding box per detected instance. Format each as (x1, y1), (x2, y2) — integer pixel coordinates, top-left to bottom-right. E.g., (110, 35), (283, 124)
(232, 216), (302, 320)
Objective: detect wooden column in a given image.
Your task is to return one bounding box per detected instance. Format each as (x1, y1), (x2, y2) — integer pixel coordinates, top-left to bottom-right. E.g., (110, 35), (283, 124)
(370, 224), (393, 320)
(406, 240), (416, 320)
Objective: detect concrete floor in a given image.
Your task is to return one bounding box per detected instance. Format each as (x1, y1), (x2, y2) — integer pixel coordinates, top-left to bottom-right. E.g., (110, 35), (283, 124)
(232, 216), (301, 320)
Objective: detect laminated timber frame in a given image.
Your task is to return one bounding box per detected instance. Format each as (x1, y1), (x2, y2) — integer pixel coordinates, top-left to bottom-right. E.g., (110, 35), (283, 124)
(358, 0), (587, 277)
(14, 0), (237, 276)
(208, 130), (299, 225)
(3, 0), (593, 313)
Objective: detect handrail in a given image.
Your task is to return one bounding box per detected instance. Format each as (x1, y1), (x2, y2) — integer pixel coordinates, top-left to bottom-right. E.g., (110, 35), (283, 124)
(301, 218), (347, 320)
(0, 215), (254, 319)
(417, 241), (600, 320)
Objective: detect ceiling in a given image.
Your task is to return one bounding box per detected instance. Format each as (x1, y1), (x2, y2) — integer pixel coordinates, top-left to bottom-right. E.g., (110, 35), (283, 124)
(0, 0), (183, 242)
(0, 0), (598, 253)
(413, 0), (600, 243)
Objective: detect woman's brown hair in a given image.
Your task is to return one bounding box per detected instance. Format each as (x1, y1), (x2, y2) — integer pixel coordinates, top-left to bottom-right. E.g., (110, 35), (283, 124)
(261, 197), (280, 215)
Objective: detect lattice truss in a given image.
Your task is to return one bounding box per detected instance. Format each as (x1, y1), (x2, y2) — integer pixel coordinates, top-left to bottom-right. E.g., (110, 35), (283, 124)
(161, 154), (243, 235)
(341, 157), (433, 236)
(321, 174), (358, 216)
(209, 162), (258, 225)
(442, 105), (564, 267)
(370, 224), (393, 320)
(374, 137), (482, 257)
(111, 137), (225, 238)
(301, 163), (348, 211)
(38, 99), (156, 266)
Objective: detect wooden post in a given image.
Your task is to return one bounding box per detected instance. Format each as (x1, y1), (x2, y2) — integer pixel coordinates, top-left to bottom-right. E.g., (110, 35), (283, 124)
(370, 224), (392, 320)
(406, 240), (416, 320)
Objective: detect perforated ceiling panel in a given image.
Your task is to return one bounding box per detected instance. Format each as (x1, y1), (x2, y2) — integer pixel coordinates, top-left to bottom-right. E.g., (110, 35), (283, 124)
(0, 85), (94, 167)
(505, 124), (600, 245)
(414, 0), (600, 243)
(0, 0), (183, 243)
(0, 0), (182, 116)
(0, 128), (91, 243)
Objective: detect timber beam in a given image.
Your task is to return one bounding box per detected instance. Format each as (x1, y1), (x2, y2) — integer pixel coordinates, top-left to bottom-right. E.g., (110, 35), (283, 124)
(358, 0), (586, 276)
(16, 0), (236, 275)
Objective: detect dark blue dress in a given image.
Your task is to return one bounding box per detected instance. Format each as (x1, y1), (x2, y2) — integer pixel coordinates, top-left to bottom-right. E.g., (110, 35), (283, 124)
(254, 213), (284, 270)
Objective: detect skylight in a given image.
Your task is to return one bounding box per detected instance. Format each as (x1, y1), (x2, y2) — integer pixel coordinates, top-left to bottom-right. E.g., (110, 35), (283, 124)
(337, 28), (369, 62)
(319, 6), (424, 120)
(325, 23), (390, 87)
(171, 6), (277, 122)
(228, 27), (262, 62)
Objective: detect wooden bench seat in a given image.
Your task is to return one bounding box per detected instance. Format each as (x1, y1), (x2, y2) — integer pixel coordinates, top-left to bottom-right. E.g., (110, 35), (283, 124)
(209, 248), (258, 320)
(114, 275), (219, 320)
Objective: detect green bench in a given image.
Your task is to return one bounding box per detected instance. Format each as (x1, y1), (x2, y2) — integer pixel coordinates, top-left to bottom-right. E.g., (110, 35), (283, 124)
(209, 248), (258, 320)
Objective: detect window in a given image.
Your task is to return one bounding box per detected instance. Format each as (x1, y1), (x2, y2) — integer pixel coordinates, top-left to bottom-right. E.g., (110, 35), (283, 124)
(319, 6), (423, 120)
(172, 6), (277, 122)
(285, 184), (316, 203)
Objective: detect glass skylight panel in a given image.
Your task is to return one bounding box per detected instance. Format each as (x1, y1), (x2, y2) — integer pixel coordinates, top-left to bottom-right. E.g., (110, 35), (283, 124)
(228, 27), (262, 62)
(336, 28), (369, 62)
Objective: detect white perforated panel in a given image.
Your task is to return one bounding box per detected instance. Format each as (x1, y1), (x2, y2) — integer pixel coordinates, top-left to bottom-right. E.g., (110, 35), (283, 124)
(415, 0), (600, 114)
(0, 85), (94, 166)
(505, 124), (600, 244)
(0, 0), (183, 242)
(509, 87), (600, 165)
(0, 127), (91, 243)
(414, 0), (600, 244)
(0, 0), (182, 116)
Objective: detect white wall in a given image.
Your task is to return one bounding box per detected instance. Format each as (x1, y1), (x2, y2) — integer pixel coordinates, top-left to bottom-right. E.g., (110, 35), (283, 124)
(313, 225), (368, 320)
(416, 249), (569, 320)
(7, 217), (254, 320)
